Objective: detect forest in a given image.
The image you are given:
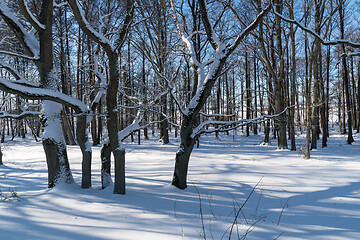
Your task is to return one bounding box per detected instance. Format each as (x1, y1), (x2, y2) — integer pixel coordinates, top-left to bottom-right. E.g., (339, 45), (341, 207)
(0, 0), (359, 192)
(0, 0), (360, 238)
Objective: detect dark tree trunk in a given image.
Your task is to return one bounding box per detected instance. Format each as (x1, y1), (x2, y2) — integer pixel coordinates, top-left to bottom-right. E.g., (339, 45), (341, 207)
(290, 0), (296, 151)
(253, 52), (258, 135)
(160, 94), (169, 144)
(172, 116), (196, 189)
(275, 0), (287, 149)
(101, 143), (112, 189)
(311, 1), (323, 150)
(39, 0), (74, 187)
(43, 137), (73, 187)
(245, 49), (251, 137)
(339, 1), (354, 144)
(357, 59), (360, 133)
(76, 115), (92, 189)
(0, 147), (3, 165)
(323, 46), (331, 147)
(107, 52), (126, 194)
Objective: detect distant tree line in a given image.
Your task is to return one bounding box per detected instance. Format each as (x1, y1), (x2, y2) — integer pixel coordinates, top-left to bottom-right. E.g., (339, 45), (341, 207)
(0, 0), (359, 193)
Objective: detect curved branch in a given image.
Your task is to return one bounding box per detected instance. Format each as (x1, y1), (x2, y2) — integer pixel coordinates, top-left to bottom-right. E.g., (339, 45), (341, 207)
(192, 106), (292, 139)
(19, 0), (46, 32)
(114, 0), (135, 52)
(0, 0), (40, 59)
(0, 77), (88, 114)
(0, 60), (21, 80)
(0, 110), (40, 120)
(273, 9), (360, 49)
(226, 2), (272, 57)
(198, 0), (219, 50)
(66, 0), (113, 53)
(0, 61), (39, 87)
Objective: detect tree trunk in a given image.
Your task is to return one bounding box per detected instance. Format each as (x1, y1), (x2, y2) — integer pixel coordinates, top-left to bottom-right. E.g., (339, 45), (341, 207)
(63, 108), (76, 145)
(101, 143), (112, 189)
(245, 48), (251, 137)
(311, 1), (322, 150)
(275, 0), (287, 149)
(323, 46), (330, 147)
(107, 52), (126, 194)
(160, 94), (169, 144)
(350, 58), (357, 130)
(172, 116), (196, 189)
(0, 147), (3, 165)
(290, 1), (296, 151)
(76, 115), (92, 189)
(357, 58), (360, 133)
(304, 18), (311, 159)
(253, 52), (258, 135)
(339, 1), (354, 144)
(39, 0), (73, 187)
(264, 75), (273, 143)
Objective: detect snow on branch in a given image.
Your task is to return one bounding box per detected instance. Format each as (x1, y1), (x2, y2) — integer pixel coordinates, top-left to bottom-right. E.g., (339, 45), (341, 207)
(273, 10), (360, 49)
(0, 60), (38, 87)
(175, 0), (272, 118)
(0, 77), (88, 114)
(170, 0), (204, 72)
(191, 107), (291, 139)
(67, 0), (114, 52)
(341, 52), (360, 57)
(198, 0), (222, 51)
(0, 51), (38, 61)
(0, 0), (40, 59)
(54, 1), (68, 8)
(0, 60), (21, 80)
(0, 110), (39, 120)
(199, 112), (236, 118)
(90, 52), (106, 111)
(19, 0), (46, 32)
(118, 109), (144, 141)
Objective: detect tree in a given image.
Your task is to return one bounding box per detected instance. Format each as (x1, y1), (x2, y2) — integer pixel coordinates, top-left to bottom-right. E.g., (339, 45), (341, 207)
(0, 0), (93, 187)
(338, 0), (354, 144)
(170, 0), (272, 189)
(67, 0), (135, 194)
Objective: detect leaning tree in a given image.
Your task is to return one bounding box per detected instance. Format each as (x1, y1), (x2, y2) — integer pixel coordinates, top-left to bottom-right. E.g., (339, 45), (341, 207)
(170, 0), (272, 189)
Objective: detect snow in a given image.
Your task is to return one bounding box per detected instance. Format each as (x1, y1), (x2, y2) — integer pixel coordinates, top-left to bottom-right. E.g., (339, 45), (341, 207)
(42, 100), (65, 144)
(21, 0), (46, 30)
(71, 0), (114, 51)
(1, 132), (360, 239)
(0, 76), (88, 113)
(0, 0), (40, 59)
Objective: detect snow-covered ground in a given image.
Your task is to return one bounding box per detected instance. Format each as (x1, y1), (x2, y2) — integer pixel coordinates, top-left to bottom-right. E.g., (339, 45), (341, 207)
(1, 131), (360, 239)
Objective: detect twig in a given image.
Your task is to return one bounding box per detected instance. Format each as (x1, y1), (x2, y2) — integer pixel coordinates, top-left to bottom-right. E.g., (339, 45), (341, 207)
(193, 183), (206, 239)
(277, 198), (291, 225)
(274, 232), (284, 240)
(228, 178), (263, 239)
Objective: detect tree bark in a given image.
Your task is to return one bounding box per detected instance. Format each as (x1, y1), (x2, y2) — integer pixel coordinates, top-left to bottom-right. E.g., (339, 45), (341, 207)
(107, 52), (126, 194)
(0, 146), (3, 165)
(101, 143), (112, 189)
(76, 115), (92, 188)
(39, 0), (74, 187)
(172, 116), (196, 189)
(275, 0), (288, 149)
(289, 0), (296, 151)
(245, 48), (251, 137)
(339, 0), (354, 144)
(311, 1), (323, 150)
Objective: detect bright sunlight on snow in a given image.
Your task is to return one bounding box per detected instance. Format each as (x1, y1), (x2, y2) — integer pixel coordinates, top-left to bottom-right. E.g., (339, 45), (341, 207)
(1, 132), (360, 240)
